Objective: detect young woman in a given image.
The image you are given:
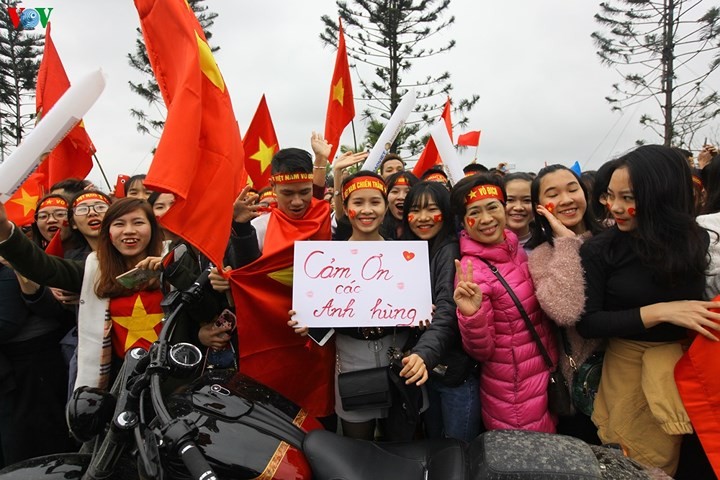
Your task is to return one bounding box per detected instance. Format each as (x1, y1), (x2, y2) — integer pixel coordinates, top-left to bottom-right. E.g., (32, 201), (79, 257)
(525, 164), (604, 443)
(577, 145), (720, 476)
(125, 174), (152, 200)
(0, 198), (165, 392)
(380, 171), (418, 241)
(290, 171), (424, 441)
(31, 194), (74, 251)
(401, 181), (481, 441)
(451, 174), (557, 434)
(503, 172), (534, 248)
(68, 190), (112, 252)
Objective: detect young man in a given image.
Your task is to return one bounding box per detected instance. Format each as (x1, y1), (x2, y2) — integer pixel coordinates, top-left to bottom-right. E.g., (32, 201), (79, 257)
(379, 153), (405, 179)
(224, 148), (336, 419)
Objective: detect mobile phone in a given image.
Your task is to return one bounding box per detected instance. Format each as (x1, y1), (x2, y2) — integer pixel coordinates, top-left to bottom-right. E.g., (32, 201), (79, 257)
(215, 309), (237, 332)
(116, 267), (161, 289)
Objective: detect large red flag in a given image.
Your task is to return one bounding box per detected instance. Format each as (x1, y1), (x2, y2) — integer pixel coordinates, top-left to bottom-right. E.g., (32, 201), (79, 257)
(243, 95), (280, 189)
(324, 19), (355, 162)
(134, 0), (246, 268)
(5, 172), (45, 227)
(35, 22), (95, 188)
(412, 98), (452, 177)
(457, 130), (481, 147)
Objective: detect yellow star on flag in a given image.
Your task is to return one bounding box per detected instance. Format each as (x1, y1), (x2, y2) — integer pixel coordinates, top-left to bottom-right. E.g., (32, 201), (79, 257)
(113, 295), (164, 352)
(195, 31), (224, 92)
(250, 138), (276, 174)
(332, 77), (344, 106)
(9, 188), (39, 217)
(268, 266), (294, 287)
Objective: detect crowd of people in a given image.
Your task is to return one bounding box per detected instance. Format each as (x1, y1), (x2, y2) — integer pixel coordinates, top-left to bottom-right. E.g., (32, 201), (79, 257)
(0, 136), (718, 479)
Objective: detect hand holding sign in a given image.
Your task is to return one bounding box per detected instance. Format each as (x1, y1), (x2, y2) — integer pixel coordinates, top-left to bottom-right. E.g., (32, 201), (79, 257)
(454, 259), (483, 316)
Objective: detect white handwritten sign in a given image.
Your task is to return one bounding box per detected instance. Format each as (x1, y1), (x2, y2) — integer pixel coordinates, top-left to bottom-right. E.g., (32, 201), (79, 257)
(292, 241), (432, 328)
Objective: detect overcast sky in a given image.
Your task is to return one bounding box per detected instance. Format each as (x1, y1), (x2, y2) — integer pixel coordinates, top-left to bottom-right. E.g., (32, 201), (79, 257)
(14, 0), (720, 189)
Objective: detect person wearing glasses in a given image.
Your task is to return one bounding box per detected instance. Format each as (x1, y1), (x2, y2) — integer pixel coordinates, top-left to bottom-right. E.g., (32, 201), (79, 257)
(30, 194), (73, 251)
(67, 191), (112, 253)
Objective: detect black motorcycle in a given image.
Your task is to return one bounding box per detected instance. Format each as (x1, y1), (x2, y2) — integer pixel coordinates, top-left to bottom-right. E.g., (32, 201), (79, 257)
(0, 245), (657, 480)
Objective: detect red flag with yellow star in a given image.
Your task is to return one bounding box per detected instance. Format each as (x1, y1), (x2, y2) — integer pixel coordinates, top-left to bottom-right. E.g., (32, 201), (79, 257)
(243, 95), (280, 189)
(229, 199), (335, 417)
(5, 172), (45, 226)
(412, 98), (452, 177)
(134, 0), (247, 268)
(35, 22), (95, 188)
(109, 291), (164, 357)
(324, 19), (355, 162)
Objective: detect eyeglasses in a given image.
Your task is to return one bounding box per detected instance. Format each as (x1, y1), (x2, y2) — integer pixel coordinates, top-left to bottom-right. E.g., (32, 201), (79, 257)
(36, 210), (68, 222)
(73, 203), (110, 216)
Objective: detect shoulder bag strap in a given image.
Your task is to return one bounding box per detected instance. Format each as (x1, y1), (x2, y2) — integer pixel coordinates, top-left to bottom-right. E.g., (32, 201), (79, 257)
(477, 257), (555, 370)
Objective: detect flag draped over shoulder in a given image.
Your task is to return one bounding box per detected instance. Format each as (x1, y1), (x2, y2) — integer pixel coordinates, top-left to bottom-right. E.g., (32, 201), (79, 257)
(229, 199), (335, 417)
(412, 98), (452, 177)
(35, 22), (95, 188)
(457, 130), (481, 147)
(5, 172), (44, 226)
(243, 95), (279, 189)
(134, 0), (246, 268)
(324, 19), (355, 163)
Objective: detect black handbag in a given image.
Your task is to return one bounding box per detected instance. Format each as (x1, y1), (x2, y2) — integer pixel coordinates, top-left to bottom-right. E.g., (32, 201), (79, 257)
(338, 366), (392, 411)
(559, 329), (604, 416)
(478, 258), (573, 417)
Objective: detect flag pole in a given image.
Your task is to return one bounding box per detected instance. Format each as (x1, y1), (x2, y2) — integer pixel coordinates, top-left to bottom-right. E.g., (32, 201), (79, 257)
(473, 142), (480, 163)
(351, 119), (358, 152)
(92, 153), (112, 191)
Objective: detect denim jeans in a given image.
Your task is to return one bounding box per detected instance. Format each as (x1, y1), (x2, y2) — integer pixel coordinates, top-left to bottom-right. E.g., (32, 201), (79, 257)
(424, 374), (481, 442)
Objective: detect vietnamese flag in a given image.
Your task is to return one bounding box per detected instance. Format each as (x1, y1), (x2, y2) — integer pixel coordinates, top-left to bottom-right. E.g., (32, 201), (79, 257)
(675, 296), (720, 476)
(5, 172), (45, 226)
(243, 95), (280, 189)
(324, 18), (355, 162)
(134, 0), (246, 268)
(35, 22), (95, 188)
(412, 98), (452, 177)
(457, 130), (481, 147)
(229, 199), (335, 417)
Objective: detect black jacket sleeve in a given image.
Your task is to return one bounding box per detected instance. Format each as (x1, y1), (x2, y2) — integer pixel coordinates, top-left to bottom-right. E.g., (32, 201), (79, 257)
(225, 221), (262, 269)
(411, 240), (460, 368)
(0, 266), (27, 341)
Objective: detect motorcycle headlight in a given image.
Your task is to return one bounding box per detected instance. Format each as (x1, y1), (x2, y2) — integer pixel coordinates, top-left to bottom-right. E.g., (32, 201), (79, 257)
(66, 386), (117, 442)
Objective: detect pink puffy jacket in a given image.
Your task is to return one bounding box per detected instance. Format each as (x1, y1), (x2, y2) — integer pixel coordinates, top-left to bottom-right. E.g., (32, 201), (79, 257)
(457, 229), (557, 433)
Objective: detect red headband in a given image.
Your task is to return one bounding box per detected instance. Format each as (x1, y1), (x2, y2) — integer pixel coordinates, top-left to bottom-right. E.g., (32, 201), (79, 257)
(393, 176), (410, 187)
(270, 172), (313, 184)
(424, 173), (448, 183)
(342, 176), (387, 200)
(38, 197), (68, 210)
(465, 184), (504, 205)
(259, 190), (277, 201)
(72, 193), (109, 208)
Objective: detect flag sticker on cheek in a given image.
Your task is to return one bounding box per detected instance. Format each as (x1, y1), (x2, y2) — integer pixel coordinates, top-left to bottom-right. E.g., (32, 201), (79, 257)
(348, 209), (357, 219)
(628, 207), (636, 217)
(466, 217), (476, 227)
(544, 202), (555, 214)
(433, 213), (443, 223)
(408, 214), (415, 223)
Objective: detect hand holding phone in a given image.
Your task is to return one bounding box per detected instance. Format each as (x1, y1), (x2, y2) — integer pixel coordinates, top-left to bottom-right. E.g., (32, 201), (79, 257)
(116, 267), (161, 289)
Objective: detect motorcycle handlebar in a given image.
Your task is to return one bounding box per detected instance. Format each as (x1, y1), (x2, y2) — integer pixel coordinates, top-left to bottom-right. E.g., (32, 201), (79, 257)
(178, 441), (217, 480)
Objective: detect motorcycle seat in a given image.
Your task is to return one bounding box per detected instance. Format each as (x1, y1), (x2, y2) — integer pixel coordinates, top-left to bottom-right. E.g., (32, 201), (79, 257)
(304, 429), (467, 480)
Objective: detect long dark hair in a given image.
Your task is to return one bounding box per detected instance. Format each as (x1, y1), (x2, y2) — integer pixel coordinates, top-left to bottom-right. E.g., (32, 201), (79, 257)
(611, 145), (708, 283)
(525, 164), (602, 250)
(95, 198), (163, 298)
(701, 153), (720, 215)
(401, 181), (457, 257)
(381, 170), (417, 239)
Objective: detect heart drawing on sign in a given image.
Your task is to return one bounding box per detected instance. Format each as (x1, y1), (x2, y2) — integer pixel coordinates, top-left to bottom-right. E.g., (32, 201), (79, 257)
(306, 291), (314, 298)
(403, 251), (415, 261)
(350, 249), (358, 255)
(397, 282), (405, 290)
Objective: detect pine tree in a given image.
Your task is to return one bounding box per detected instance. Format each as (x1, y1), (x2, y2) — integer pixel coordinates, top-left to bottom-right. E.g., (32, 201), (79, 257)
(592, 0), (720, 147)
(321, 0), (479, 156)
(127, 0), (219, 139)
(0, 0), (43, 162)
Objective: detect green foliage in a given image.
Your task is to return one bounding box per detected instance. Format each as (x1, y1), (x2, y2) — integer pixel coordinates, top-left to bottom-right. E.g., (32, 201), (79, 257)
(321, 0), (479, 157)
(127, 0), (219, 140)
(0, 0), (43, 161)
(592, 0), (720, 147)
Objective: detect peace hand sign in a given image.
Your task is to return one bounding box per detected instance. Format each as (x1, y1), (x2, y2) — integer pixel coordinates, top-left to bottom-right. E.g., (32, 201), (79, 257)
(454, 259), (483, 316)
